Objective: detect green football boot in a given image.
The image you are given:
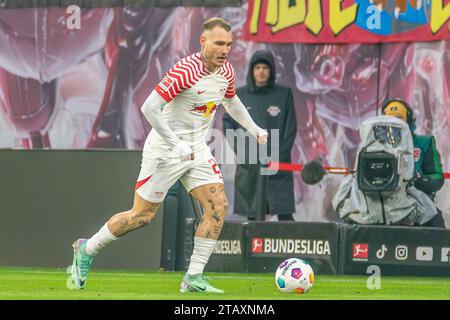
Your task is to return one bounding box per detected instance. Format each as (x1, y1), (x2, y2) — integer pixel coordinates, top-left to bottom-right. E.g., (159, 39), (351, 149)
(70, 239), (93, 289)
(180, 274), (224, 293)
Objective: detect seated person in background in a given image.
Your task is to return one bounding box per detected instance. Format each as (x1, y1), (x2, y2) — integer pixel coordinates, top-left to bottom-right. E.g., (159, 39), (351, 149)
(223, 50), (297, 221)
(382, 99), (445, 228)
(332, 108), (439, 226)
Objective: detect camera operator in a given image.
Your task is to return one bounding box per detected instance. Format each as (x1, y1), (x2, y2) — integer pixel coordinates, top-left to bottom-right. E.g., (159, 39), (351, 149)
(332, 108), (440, 226)
(382, 99), (445, 228)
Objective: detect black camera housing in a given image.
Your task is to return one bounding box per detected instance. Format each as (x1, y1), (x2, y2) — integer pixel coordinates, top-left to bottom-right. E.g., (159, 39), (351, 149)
(357, 149), (399, 192)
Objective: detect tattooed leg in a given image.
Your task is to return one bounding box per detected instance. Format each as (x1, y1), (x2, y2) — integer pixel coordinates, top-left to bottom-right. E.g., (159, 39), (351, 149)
(107, 193), (162, 237)
(183, 183), (229, 278)
(190, 183), (229, 240)
(82, 192), (161, 260)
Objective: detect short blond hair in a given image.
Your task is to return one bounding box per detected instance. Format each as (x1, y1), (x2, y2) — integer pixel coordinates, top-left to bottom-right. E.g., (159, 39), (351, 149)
(201, 17), (231, 34)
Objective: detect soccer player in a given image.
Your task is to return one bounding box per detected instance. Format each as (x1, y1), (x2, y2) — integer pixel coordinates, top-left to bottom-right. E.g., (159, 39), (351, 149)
(70, 17), (268, 293)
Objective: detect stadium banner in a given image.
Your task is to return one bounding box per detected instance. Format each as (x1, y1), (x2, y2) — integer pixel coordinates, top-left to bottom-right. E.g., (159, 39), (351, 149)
(339, 224), (450, 276)
(246, 0), (450, 43)
(245, 222), (340, 274)
(206, 222), (247, 273)
(179, 220), (246, 272)
(0, 0), (241, 8)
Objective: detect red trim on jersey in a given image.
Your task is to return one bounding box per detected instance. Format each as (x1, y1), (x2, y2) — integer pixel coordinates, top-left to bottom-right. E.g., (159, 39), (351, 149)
(155, 85), (172, 102)
(154, 53), (207, 102)
(193, 53), (210, 75)
(179, 59), (200, 82)
(187, 54), (203, 76)
(135, 175), (153, 191)
(154, 53), (236, 101)
(220, 60), (236, 99)
(225, 82), (236, 98)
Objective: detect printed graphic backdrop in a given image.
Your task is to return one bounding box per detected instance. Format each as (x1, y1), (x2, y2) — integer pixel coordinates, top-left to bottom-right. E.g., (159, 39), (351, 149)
(0, 5), (448, 224)
(246, 0), (450, 43)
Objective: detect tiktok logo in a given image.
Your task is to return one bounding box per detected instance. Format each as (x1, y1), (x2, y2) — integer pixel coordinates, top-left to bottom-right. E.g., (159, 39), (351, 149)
(376, 244), (388, 259)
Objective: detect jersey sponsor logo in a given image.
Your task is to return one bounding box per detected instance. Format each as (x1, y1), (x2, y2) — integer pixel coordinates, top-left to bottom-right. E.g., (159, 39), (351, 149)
(267, 106), (281, 117)
(251, 238), (331, 255)
(191, 102), (218, 118)
(352, 243), (369, 261)
(414, 148), (421, 161)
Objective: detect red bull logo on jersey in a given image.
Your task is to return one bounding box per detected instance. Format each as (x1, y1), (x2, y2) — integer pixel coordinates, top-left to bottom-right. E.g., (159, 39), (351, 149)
(191, 102), (218, 118)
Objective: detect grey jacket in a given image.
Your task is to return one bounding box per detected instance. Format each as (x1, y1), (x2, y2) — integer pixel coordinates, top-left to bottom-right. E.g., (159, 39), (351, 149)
(333, 116), (437, 225)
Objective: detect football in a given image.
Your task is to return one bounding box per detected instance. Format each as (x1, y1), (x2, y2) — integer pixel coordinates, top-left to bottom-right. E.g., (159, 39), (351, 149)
(275, 258), (315, 294)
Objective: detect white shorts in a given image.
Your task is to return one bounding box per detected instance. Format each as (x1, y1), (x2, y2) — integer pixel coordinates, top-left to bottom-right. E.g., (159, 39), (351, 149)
(135, 150), (223, 203)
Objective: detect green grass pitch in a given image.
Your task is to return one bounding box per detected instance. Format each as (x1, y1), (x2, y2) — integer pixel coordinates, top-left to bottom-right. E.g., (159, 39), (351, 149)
(0, 267), (449, 300)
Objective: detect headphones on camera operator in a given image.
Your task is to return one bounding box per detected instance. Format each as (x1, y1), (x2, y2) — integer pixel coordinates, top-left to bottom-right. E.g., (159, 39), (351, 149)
(381, 99), (416, 131)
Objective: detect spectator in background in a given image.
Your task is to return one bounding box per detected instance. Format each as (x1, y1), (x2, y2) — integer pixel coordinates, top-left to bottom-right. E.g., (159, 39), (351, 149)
(382, 99), (446, 228)
(223, 50), (297, 221)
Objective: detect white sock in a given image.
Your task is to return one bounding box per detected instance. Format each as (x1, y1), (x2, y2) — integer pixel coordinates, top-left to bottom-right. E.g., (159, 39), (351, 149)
(85, 223), (118, 257)
(187, 237), (217, 275)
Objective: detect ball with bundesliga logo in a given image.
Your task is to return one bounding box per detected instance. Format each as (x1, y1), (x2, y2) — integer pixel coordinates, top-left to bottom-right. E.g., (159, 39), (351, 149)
(275, 258), (314, 294)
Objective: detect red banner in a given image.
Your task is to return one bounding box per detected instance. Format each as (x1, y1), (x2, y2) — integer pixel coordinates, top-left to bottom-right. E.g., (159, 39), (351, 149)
(245, 0), (450, 43)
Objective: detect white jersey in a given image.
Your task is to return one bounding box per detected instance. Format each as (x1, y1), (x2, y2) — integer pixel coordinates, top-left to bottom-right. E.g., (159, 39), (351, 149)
(144, 52), (236, 156)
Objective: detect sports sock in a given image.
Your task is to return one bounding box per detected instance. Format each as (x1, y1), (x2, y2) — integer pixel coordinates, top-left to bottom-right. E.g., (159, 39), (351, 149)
(186, 237), (217, 276)
(85, 223), (118, 257)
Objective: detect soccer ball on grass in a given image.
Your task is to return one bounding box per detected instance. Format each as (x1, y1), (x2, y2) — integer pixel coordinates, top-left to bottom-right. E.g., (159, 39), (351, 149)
(275, 258), (314, 294)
